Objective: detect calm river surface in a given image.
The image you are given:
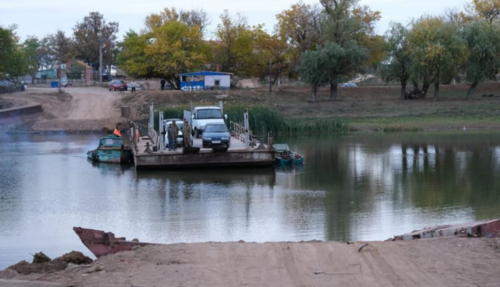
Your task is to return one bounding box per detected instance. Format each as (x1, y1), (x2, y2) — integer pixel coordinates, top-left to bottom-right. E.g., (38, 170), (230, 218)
(1, 132), (500, 269)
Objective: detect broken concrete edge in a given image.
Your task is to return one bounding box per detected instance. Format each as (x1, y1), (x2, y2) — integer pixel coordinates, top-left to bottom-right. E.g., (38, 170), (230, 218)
(391, 218), (500, 241)
(0, 105), (42, 119)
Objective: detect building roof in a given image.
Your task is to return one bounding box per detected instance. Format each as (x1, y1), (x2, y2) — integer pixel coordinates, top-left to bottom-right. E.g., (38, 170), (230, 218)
(179, 71), (232, 77)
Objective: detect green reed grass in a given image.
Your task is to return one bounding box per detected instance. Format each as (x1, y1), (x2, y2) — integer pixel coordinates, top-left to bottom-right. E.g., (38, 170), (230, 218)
(155, 105), (348, 136)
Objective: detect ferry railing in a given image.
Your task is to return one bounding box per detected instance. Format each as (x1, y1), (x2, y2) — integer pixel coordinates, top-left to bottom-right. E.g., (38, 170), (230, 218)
(229, 121), (244, 141)
(148, 123), (158, 146)
(230, 120), (262, 147)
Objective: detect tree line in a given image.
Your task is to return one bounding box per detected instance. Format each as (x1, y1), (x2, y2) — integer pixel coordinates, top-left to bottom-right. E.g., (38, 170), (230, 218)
(117, 0), (500, 102)
(0, 12), (118, 86)
(1, 0), (500, 102)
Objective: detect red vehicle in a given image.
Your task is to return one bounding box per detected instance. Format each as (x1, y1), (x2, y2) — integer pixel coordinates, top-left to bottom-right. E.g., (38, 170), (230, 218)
(108, 80), (127, 91)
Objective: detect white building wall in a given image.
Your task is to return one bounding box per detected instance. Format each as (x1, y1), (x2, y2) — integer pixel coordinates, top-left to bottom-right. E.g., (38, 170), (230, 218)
(205, 75), (230, 88)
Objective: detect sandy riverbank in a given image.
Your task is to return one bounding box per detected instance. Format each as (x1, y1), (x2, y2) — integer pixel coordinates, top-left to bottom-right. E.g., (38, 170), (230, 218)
(0, 87), (126, 133)
(1, 237), (499, 287)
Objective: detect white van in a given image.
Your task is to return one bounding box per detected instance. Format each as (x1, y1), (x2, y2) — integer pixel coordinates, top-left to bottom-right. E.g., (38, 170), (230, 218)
(184, 107), (227, 138)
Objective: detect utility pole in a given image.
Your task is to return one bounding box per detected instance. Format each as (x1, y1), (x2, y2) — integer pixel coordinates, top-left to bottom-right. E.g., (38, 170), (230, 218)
(99, 44), (103, 87)
(269, 59), (272, 94)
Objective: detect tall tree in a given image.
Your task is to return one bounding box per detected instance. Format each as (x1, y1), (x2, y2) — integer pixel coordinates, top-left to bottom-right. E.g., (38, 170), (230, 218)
(381, 23), (411, 99)
(214, 10), (258, 75)
(116, 30), (154, 79)
(461, 20), (500, 100)
(296, 48), (328, 103)
(254, 29), (291, 85)
(465, 0), (500, 23)
(43, 30), (76, 65)
(276, 2), (323, 51)
(320, 0), (380, 99)
(146, 16), (211, 88)
(0, 25), (28, 87)
(408, 16), (467, 100)
(37, 37), (55, 69)
(320, 0), (381, 45)
(73, 12), (119, 69)
(144, 8), (210, 33)
(363, 35), (386, 73)
(322, 41), (367, 100)
(275, 2), (323, 73)
(23, 36), (40, 83)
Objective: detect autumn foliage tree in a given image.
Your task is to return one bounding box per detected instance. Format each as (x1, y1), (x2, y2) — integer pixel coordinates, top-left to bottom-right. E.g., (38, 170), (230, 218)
(465, 0), (500, 23)
(408, 17), (467, 100)
(116, 31), (152, 79)
(146, 18), (211, 88)
(116, 8), (212, 88)
(214, 11), (259, 76)
(275, 2), (323, 71)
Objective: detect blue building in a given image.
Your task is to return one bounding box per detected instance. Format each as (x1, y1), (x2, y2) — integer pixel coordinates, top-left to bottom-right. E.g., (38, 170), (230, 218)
(178, 71), (231, 91)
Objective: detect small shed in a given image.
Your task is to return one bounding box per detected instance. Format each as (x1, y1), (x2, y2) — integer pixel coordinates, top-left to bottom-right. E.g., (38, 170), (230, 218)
(178, 71), (231, 91)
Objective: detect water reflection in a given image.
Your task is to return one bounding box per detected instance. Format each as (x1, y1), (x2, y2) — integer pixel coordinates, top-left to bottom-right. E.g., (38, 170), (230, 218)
(1, 133), (500, 269)
(286, 133), (500, 241)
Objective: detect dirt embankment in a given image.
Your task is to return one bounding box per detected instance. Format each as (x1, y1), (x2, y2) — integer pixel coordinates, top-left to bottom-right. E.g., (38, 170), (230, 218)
(0, 87), (126, 132)
(3, 83), (500, 133)
(121, 83), (500, 131)
(1, 238), (499, 286)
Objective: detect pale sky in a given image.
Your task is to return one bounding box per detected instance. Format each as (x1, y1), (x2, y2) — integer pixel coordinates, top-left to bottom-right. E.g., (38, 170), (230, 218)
(0, 0), (470, 42)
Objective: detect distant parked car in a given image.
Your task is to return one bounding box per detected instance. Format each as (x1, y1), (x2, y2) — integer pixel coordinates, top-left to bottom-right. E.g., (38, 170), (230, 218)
(127, 83), (143, 91)
(108, 80), (127, 91)
(341, 82), (357, 88)
(0, 79), (17, 94)
(202, 123), (231, 150)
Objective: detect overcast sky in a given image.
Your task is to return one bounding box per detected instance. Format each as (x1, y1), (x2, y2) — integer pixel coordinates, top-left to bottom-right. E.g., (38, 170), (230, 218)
(0, 0), (470, 42)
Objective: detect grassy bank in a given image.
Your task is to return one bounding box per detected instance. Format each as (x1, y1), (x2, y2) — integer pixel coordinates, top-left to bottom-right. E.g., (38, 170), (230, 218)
(156, 105), (348, 137)
(346, 115), (500, 132)
(131, 83), (500, 134)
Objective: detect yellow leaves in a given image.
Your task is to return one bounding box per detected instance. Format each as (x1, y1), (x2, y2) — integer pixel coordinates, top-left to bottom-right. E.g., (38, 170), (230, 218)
(465, 0), (500, 23)
(364, 35), (386, 66)
(352, 5), (382, 36)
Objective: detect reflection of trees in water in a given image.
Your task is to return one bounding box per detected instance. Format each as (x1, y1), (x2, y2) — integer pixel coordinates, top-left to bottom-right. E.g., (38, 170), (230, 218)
(125, 169), (277, 238)
(398, 143), (500, 219)
(282, 134), (500, 241)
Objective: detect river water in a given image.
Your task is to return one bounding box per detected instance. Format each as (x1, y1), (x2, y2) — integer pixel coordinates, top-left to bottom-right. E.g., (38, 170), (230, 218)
(1, 132), (500, 269)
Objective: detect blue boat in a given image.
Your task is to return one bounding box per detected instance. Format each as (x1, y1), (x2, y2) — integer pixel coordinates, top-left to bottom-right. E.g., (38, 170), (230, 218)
(87, 135), (133, 164)
(274, 144), (304, 165)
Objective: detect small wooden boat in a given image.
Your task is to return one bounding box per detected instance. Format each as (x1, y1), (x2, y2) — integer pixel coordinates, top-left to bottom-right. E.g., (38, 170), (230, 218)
(73, 227), (154, 258)
(273, 144), (304, 165)
(87, 135), (133, 164)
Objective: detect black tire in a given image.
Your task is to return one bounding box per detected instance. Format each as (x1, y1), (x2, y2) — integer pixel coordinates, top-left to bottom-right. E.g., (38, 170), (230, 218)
(202, 142), (207, 148)
(195, 129), (201, 139)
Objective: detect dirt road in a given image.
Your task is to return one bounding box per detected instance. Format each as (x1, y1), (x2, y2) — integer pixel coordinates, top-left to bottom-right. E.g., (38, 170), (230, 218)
(0, 87), (126, 132)
(64, 87), (120, 120)
(1, 238), (499, 286)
